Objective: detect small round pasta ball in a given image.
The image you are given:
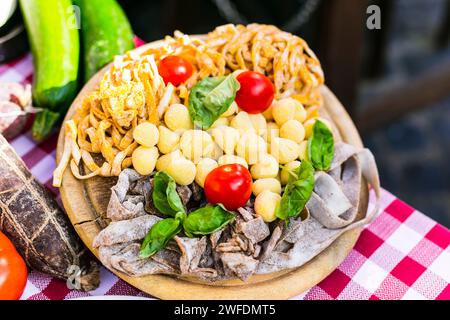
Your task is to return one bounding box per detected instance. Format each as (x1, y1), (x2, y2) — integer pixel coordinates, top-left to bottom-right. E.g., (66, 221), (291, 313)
(157, 126), (179, 154)
(254, 190), (281, 222)
(304, 117), (333, 139)
(210, 117), (229, 129)
(195, 158), (218, 187)
(210, 126), (240, 155)
(230, 111), (255, 134)
(252, 178), (281, 196)
(164, 103), (193, 133)
(235, 132), (267, 165)
(156, 150), (183, 172)
(217, 155), (248, 169)
(280, 160), (301, 185)
(249, 113), (267, 136)
(294, 102), (307, 123)
(133, 122), (159, 147)
(132, 146), (159, 175)
(280, 120), (305, 144)
(250, 153), (279, 179)
(298, 140), (309, 161)
(180, 130), (214, 164)
(272, 98), (298, 126)
(262, 105), (274, 120)
(263, 122), (279, 143)
(166, 157), (196, 185)
(222, 101), (238, 117)
(270, 137), (301, 164)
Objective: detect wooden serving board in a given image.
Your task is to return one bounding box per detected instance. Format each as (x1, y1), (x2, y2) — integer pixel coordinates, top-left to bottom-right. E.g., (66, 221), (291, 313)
(57, 41), (368, 300)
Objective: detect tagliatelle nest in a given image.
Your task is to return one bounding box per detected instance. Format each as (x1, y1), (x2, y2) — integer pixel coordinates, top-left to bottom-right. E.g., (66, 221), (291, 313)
(53, 24), (325, 186)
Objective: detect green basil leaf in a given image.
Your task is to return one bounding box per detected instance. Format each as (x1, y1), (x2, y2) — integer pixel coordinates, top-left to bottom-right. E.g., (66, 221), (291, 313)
(276, 160), (315, 221)
(188, 74), (240, 129)
(139, 218), (182, 258)
(308, 120), (334, 171)
(152, 172), (185, 217)
(183, 204), (235, 237)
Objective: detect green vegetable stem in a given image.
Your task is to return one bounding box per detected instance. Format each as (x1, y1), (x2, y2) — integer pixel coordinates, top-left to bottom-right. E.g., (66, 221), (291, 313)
(188, 74), (240, 129)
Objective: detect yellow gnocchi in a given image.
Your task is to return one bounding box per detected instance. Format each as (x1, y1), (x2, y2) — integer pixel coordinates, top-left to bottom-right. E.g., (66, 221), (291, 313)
(271, 98), (298, 126)
(133, 122), (159, 147)
(250, 153), (279, 179)
(235, 132), (267, 165)
(217, 155), (248, 169)
(270, 137), (301, 164)
(252, 178), (282, 196)
(298, 140), (309, 161)
(254, 190), (281, 222)
(280, 119), (305, 144)
(264, 122), (279, 143)
(157, 126), (180, 154)
(249, 113), (267, 136)
(230, 111), (255, 134)
(180, 130), (214, 163)
(165, 157), (196, 185)
(132, 146), (158, 176)
(156, 150), (182, 172)
(294, 102), (307, 123)
(210, 126), (240, 155)
(164, 104), (193, 133)
(195, 158), (218, 187)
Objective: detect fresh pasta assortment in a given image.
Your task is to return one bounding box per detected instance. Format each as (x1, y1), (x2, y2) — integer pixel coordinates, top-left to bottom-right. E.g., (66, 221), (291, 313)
(53, 24), (381, 284)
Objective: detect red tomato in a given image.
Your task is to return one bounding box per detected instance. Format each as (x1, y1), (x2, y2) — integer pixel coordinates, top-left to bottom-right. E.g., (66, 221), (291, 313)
(0, 231), (27, 300)
(204, 164), (252, 211)
(158, 55), (193, 86)
(235, 71), (275, 114)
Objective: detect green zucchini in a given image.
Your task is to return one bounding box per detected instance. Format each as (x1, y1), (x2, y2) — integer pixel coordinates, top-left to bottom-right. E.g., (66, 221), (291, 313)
(20, 0), (80, 141)
(74, 0), (134, 83)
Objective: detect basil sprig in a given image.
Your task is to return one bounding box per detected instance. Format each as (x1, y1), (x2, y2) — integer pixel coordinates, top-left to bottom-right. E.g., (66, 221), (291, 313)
(140, 218), (182, 258)
(183, 204), (235, 237)
(152, 172), (185, 217)
(188, 74), (240, 129)
(308, 120), (334, 171)
(140, 172), (235, 258)
(276, 160), (315, 222)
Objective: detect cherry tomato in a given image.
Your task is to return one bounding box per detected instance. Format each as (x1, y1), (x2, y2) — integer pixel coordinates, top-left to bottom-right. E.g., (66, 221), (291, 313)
(204, 164), (253, 211)
(235, 71), (275, 114)
(158, 55), (193, 86)
(0, 231), (27, 300)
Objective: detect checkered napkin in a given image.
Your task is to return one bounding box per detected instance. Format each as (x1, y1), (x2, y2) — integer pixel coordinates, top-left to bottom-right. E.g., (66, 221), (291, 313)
(1, 53), (449, 300)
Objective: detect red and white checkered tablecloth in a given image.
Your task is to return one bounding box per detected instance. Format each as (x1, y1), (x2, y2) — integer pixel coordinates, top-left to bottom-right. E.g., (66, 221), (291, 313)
(1, 52), (449, 301)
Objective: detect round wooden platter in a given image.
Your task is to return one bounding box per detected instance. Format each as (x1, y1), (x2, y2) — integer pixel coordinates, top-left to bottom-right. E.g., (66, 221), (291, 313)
(57, 41), (367, 300)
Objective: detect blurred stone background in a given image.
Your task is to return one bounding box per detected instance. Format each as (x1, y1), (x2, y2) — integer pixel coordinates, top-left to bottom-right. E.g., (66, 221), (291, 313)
(118, 0), (450, 226)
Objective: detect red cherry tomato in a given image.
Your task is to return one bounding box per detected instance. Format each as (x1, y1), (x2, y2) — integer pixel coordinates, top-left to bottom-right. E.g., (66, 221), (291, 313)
(0, 231), (28, 300)
(158, 55), (193, 86)
(235, 71), (275, 114)
(204, 164), (253, 211)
